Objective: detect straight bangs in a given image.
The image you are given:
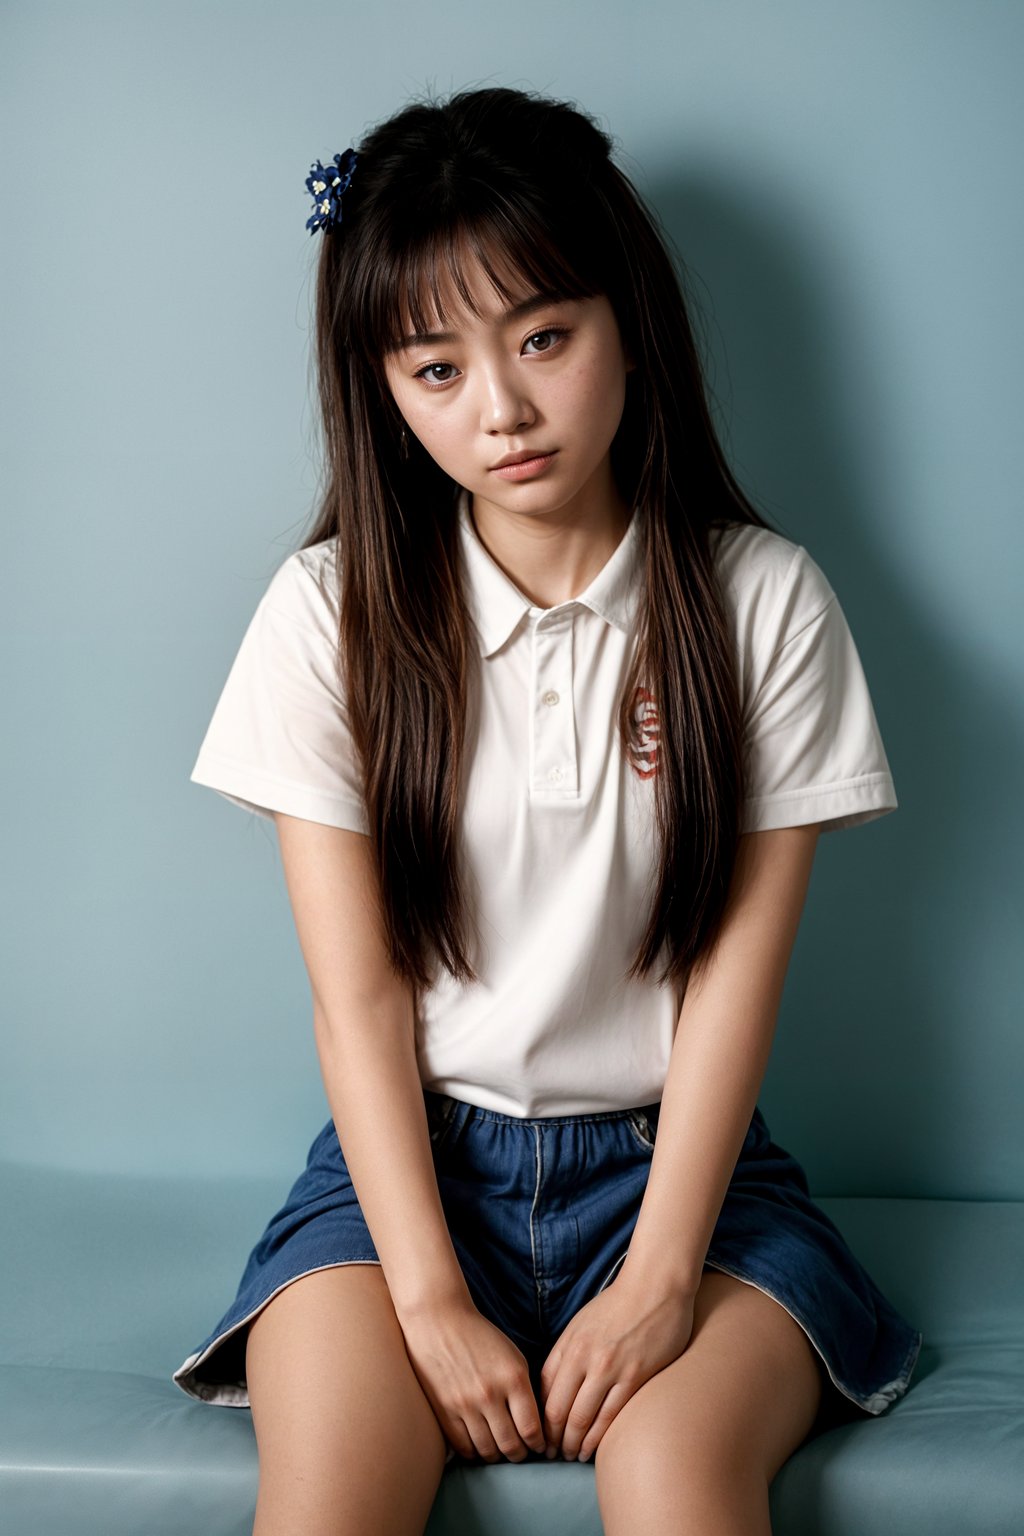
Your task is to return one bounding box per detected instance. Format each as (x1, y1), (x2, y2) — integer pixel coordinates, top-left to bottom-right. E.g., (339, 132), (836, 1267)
(352, 199), (607, 367)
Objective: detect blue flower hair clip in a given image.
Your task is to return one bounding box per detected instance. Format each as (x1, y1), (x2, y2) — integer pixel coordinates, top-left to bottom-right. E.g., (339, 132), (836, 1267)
(305, 148), (358, 234)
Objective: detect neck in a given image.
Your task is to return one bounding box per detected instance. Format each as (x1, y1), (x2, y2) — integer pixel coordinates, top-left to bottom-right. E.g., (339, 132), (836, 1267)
(468, 465), (631, 610)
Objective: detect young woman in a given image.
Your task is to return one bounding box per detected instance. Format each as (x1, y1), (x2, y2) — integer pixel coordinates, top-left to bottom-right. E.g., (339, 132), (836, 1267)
(173, 86), (923, 1536)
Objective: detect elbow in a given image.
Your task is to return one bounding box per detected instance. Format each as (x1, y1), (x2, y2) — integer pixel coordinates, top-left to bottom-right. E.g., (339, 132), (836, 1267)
(311, 991), (415, 1047)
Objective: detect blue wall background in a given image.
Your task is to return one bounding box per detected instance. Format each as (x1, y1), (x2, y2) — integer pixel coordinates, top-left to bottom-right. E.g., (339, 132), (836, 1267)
(3, 1), (1021, 1196)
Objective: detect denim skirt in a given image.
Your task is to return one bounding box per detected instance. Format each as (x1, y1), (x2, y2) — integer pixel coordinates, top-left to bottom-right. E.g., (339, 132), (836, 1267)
(172, 1091), (923, 1440)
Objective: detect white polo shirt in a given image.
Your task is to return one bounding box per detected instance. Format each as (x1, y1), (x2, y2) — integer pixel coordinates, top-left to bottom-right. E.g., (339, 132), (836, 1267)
(191, 493), (897, 1116)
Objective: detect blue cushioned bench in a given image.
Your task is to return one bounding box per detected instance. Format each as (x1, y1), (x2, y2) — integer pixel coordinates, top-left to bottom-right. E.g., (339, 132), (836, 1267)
(2, 1159), (1021, 1534)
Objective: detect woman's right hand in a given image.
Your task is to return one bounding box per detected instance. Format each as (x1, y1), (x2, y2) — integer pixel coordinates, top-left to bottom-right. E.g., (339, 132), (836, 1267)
(398, 1295), (547, 1463)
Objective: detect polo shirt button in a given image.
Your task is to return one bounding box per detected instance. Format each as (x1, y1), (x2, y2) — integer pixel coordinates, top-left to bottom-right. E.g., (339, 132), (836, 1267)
(543, 690), (559, 707)
(548, 766), (564, 783)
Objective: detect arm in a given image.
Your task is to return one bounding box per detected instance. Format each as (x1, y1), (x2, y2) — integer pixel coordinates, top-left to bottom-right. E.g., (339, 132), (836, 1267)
(273, 810), (470, 1317)
(539, 822), (821, 1460)
(625, 822), (821, 1293)
(273, 810), (547, 1462)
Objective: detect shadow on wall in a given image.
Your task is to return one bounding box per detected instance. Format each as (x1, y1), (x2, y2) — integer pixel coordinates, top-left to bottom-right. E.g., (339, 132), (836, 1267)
(645, 177), (1023, 1203)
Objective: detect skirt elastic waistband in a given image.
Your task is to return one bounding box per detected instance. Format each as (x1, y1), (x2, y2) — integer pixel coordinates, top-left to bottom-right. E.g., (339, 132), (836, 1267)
(423, 1088), (663, 1129)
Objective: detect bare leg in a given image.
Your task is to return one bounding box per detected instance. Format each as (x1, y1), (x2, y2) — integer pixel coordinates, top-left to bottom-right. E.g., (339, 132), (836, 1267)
(246, 1264), (447, 1536)
(595, 1269), (823, 1536)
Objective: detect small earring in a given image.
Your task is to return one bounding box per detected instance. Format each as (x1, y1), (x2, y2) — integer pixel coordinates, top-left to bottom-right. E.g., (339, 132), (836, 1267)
(400, 427), (410, 460)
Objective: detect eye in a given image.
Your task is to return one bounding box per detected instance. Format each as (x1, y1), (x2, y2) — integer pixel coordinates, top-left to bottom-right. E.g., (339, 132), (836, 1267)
(523, 326), (569, 355)
(413, 361), (460, 387)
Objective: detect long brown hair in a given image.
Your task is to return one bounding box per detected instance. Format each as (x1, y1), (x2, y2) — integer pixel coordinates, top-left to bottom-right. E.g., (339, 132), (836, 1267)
(300, 87), (780, 999)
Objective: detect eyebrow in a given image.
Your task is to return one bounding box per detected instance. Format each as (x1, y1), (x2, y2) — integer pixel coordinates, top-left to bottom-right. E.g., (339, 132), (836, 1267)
(393, 291), (569, 352)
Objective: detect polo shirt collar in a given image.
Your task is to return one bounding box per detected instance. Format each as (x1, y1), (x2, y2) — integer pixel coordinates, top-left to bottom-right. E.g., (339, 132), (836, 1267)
(456, 489), (642, 658)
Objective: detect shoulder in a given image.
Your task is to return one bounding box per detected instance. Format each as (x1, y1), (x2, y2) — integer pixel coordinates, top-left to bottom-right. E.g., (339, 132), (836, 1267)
(261, 537), (341, 638)
(709, 521), (837, 672)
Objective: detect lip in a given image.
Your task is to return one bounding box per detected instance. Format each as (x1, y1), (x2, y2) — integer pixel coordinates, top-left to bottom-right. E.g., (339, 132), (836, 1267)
(489, 450), (558, 481)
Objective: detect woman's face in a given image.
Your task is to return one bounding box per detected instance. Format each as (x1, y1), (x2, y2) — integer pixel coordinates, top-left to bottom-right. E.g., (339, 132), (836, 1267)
(382, 255), (631, 528)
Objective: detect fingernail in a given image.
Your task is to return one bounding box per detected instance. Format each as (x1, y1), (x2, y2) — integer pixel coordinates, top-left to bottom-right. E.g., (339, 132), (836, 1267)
(579, 1450), (590, 1462)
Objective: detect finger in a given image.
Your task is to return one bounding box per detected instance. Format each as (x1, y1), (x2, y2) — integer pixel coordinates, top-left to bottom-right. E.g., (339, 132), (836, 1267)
(539, 1340), (563, 1397)
(560, 1372), (617, 1461)
(465, 1409), (503, 1464)
(508, 1377), (547, 1455)
(489, 1398), (535, 1462)
(445, 1415), (477, 1461)
(541, 1358), (587, 1456)
(577, 1379), (632, 1461)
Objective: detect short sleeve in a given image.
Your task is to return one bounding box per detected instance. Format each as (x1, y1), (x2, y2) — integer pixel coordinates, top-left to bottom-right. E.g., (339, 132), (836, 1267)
(189, 543), (370, 834)
(728, 535), (898, 835)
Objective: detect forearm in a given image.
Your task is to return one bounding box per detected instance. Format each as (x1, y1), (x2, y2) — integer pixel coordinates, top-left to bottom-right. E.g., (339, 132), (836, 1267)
(313, 1002), (472, 1321)
(624, 826), (819, 1295)
(624, 964), (781, 1294)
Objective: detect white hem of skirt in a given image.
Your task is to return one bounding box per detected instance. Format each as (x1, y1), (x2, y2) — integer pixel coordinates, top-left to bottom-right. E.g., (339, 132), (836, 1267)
(173, 1247), (919, 1439)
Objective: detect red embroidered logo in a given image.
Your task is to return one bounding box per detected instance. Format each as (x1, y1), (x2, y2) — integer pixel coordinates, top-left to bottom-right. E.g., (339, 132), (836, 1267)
(628, 685), (660, 779)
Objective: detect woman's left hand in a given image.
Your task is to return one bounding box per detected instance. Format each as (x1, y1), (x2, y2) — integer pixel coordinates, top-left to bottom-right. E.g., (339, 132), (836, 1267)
(538, 1265), (697, 1462)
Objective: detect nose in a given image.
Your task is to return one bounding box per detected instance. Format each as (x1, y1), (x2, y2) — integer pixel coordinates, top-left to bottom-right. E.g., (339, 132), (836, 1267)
(479, 362), (536, 436)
